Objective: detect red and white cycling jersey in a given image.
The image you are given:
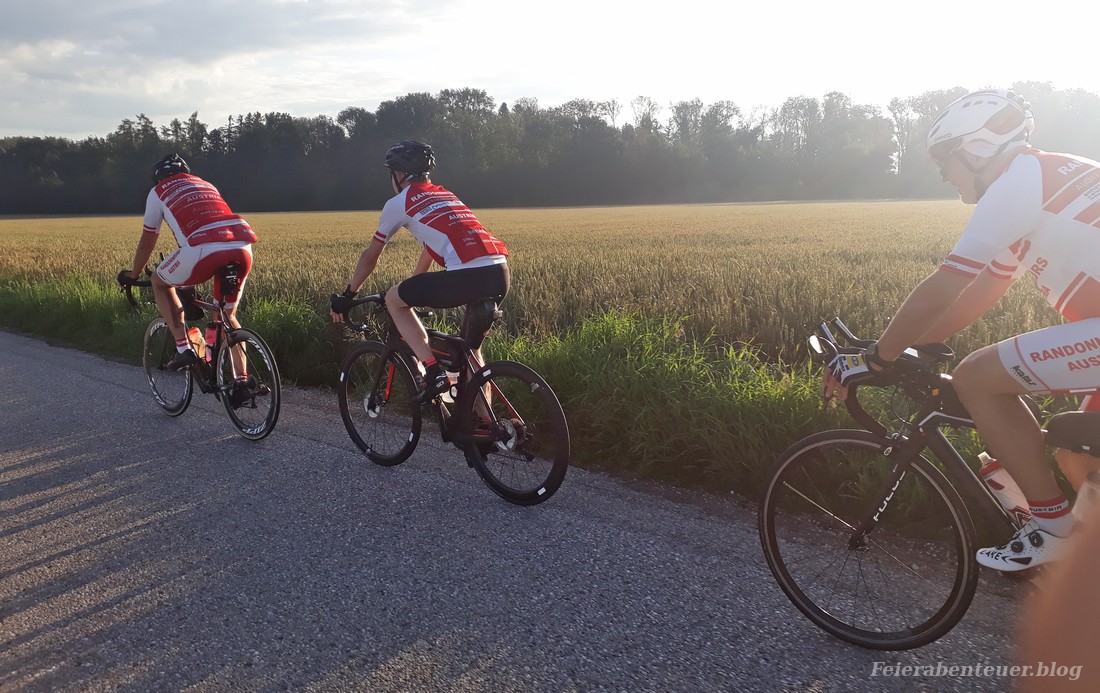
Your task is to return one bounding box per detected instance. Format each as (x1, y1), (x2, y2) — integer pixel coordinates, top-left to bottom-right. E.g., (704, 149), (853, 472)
(942, 149), (1100, 392)
(373, 182), (507, 270)
(142, 173), (258, 248)
(941, 149), (1100, 322)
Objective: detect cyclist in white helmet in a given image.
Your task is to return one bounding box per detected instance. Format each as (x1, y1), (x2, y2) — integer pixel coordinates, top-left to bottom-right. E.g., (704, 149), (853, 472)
(826, 89), (1100, 571)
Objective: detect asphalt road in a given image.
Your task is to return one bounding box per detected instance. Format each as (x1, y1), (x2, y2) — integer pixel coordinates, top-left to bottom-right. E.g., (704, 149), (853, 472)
(0, 329), (1034, 692)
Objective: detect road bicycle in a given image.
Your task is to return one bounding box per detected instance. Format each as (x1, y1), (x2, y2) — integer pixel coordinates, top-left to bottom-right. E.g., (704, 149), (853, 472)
(757, 318), (1100, 650)
(335, 294), (569, 505)
(121, 264), (281, 440)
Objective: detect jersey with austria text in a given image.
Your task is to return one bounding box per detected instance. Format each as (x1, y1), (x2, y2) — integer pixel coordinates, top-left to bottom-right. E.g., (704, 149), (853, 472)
(142, 173), (257, 247)
(373, 182), (508, 270)
(941, 149), (1100, 322)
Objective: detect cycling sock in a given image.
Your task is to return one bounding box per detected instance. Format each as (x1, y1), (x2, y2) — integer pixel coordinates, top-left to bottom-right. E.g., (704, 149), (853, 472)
(235, 374), (249, 382)
(423, 357), (438, 369)
(1029, 496), (1075, 536)
(175, 337), (191, 353)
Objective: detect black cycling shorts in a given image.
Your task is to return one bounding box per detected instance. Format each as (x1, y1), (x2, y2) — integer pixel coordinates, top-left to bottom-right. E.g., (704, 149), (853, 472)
(396, 263), (510, 309)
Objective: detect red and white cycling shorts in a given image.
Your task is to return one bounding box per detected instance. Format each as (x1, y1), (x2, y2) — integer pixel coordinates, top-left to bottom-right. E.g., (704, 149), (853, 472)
(156, 241), (253, 307)
(997, 317), (1100, 395)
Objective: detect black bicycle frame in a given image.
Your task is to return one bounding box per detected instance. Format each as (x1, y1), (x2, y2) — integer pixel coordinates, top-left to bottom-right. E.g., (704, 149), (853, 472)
(924, 427), (1018, 543)
(850, 416), (1018, 549)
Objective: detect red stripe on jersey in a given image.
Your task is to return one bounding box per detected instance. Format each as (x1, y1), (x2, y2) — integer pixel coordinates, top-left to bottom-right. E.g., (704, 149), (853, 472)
(989, 258), (1017, 279)
(1033, 151), (1100, 211)
(407, 191), (459, 217)
(1055, 273), (1100, 321)
(1043, 168), (1100, 214)
(1073, 200), (1100, 225)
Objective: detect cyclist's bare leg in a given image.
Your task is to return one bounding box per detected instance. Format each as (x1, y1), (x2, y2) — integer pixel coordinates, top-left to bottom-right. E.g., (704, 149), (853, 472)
(151, 272), (185, 341)
(952, 344), (1063, 501)
(384, 284), (434, 364)
(1055, 449), (1100, 492)
(222, 303), (248, 377)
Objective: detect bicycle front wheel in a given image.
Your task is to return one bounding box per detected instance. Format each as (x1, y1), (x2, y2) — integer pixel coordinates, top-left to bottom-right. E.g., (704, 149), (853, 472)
(142, 317), (193, 416)
(458, 360), (569, 505)
(758, 429), (978, 650)
(216, 327), (281, 440)
(337, 341), (421, 465)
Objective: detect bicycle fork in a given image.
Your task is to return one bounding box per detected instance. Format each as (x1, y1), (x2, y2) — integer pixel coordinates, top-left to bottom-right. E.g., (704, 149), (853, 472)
(849, 433), (923, 550)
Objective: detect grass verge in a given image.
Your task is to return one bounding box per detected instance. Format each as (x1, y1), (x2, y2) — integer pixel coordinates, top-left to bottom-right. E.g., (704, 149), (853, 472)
(1, 276), (1006, 506)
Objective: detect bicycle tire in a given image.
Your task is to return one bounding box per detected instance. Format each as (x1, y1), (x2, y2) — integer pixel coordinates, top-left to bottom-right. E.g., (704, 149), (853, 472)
(142, 317), (193, 416)
(758, 429), (978, 650)
(337, 341), (421, 465)
(216, 327), (281, 440)
(457, 360), (569, 505)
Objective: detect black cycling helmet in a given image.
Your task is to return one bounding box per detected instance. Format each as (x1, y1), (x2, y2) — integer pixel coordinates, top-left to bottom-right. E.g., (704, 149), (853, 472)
(384, 140), (436, 175)
(152, 153), (190, 184)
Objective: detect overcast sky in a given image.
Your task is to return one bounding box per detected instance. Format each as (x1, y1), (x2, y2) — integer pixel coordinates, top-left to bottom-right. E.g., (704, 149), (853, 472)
(3, 0), (1098, 139)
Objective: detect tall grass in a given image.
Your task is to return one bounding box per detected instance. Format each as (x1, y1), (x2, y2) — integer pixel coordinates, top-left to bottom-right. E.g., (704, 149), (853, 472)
(483, 310), (834, 489)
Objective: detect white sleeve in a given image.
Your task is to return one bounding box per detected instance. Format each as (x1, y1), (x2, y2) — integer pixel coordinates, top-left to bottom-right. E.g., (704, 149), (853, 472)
(941, 156), (1042, 278)
(373, 194), (407, 245)
(141, 188), (163, 233)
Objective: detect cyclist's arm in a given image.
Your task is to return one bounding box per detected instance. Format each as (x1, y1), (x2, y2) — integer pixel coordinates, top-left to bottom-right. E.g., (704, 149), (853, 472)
(132, 190), (163, 275)
(346, 238), (386, 292)
(410, 245), (434, 276)
(875, 268), (975, 361)
(916, 268), (1013, 344)
(130, 231), (160, 277)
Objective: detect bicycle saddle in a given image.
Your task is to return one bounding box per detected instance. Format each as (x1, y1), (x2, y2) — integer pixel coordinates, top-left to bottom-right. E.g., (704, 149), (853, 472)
(1045, 411), (1100, 456)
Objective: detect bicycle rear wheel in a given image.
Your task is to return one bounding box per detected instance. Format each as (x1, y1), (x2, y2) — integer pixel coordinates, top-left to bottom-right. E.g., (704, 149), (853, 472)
(216, 327), (281, 440)
(758, 429), (978, 650)
(457, 360), (569, 505)
(338, 341), (421, 465)
(142, 317), (193, 416)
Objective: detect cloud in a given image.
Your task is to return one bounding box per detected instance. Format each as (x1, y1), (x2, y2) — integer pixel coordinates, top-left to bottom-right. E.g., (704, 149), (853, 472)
(0, 0), (449, 137)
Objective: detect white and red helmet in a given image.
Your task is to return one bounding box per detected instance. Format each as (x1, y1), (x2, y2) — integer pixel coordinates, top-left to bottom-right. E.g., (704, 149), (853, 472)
(926, 90), (1035, 162)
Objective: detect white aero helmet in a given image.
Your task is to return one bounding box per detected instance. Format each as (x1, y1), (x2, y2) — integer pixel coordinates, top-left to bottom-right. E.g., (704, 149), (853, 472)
(926, 89), (1035, 163)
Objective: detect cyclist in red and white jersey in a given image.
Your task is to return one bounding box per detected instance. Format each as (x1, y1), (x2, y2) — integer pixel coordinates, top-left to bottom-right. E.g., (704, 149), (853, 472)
(330, 140), (509, 400)
(826, 89), (1100, 571)
(119, 153), (257, 371)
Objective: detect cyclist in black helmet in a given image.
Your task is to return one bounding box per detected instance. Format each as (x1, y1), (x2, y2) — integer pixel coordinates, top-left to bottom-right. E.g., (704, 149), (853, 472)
(119, 153), (258, 372)
(331, 140), (509, 400)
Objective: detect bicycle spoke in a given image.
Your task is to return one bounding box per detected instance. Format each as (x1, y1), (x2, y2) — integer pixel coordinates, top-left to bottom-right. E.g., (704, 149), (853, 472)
(142, 318), (192, 416)
(338, 342), (420, 465)
(460, 360), (568, 505)
(760, 432), (977, 649)
(216, 328), (281, 440)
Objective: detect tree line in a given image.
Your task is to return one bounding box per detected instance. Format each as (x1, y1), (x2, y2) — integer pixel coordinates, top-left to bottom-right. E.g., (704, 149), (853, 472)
(2, 81), (1099, 215)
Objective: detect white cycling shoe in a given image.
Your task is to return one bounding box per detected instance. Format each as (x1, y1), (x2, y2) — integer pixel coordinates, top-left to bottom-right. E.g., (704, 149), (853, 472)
(975, 520), (1069, 572)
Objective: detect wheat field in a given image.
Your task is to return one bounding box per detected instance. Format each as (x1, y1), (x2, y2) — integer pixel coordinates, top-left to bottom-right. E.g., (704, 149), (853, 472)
(0, 200), (1052, 360)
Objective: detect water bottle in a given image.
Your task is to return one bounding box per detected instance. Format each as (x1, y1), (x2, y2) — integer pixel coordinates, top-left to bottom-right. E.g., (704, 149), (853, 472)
(204, 323), (218, 363)
(187, 326), (206, 361)
(441, 370), (459, 404)
(1072, 470), (1100, 524)
(979, 452), (1032, 525)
